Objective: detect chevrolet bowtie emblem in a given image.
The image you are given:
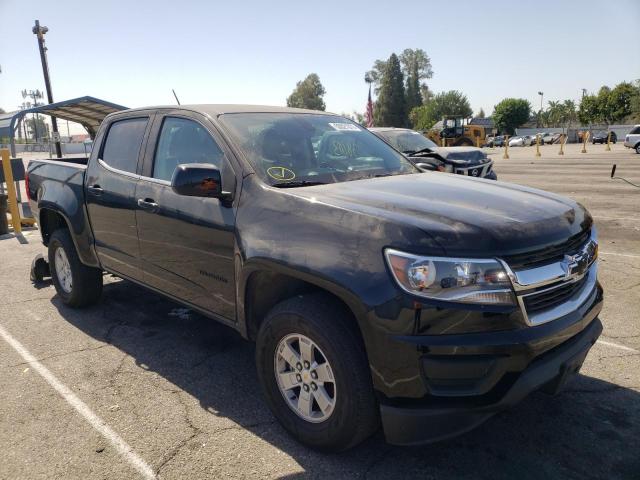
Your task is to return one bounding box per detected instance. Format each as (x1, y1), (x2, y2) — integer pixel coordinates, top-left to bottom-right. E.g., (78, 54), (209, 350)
(562, 252), (588, 278)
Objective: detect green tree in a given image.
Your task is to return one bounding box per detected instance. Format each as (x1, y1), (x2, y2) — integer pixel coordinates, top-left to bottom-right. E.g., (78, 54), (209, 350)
(477, 108), (486, 118)
(492, 98), (531, 135)
(596, 86), (613, 124)
(578, 94), (600, 125)
(399, 48), (434, 113)
(374, 53), (407, 127)
(630, 80), (640, 123)
(409, 103), (438, 130)
(286, 73), (326, 111)
(0, 107), (5, 114)
(409, 90), (473, 130)
(25, 116), (48, 140)
(608, 82), (636, 122)
(367, 48), (433, 102)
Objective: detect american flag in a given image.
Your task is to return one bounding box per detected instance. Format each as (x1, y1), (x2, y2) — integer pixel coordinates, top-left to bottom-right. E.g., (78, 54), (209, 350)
(365, 84), (374, 127)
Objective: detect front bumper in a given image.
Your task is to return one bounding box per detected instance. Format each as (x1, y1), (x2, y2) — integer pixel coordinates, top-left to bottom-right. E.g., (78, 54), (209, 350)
(380, 315), (602, 445)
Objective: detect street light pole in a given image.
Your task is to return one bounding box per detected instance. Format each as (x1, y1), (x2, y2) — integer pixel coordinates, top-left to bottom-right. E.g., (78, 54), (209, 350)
(537, 91), (544, 128)
(33, 19), (62, 158)
(538, 91), (544, 112)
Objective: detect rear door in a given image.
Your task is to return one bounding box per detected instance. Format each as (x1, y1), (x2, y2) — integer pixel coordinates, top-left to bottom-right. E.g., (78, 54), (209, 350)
(135, 111), (238, 321)
(85, 113), (153, 280)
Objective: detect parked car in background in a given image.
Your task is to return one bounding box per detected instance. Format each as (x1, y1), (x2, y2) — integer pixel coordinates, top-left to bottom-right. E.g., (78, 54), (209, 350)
(624, 125), (640, 153)
(591, 131), (617, 144)
(27, 104), (603, 450)
(370, 127), (497, 180)
(509, 135), (534, 147)
(485, 135), (505, 147)
(541, 132), (560, 145)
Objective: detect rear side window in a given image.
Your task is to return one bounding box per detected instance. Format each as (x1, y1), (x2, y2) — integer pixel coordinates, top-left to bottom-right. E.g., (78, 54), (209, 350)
(101, 118), (148, 173)
(630, 126), (640, 135)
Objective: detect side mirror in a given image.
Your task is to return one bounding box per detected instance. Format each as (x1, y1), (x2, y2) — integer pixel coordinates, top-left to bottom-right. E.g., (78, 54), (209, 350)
(414, 162), (437, 172)
(171, 163), (232, 201)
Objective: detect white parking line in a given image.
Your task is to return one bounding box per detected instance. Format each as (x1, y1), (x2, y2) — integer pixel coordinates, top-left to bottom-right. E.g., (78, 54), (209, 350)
(597, 339), (640, 353)
(0, 324), (156, 480)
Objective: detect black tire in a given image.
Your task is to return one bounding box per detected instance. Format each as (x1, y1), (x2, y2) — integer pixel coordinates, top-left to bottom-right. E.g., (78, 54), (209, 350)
(636, 144), (640, 154)
(256, 293), (379, 451)
(454, 138), (474, 147)
(48, 228), (103, 307)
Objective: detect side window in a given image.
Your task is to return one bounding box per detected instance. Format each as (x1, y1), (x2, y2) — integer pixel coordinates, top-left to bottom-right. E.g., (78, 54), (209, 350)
(101, 118), (148, 173)
(630, 126), (640, 135)
(153, 117), (225, 182)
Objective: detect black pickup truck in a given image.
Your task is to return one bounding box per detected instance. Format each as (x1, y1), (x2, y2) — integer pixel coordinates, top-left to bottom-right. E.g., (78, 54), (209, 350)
(27, 105), (603, 451)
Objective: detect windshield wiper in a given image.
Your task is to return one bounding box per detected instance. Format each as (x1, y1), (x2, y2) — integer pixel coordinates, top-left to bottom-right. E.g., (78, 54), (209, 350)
(402, 147), (433, 156)
(271, 180), (327, 188)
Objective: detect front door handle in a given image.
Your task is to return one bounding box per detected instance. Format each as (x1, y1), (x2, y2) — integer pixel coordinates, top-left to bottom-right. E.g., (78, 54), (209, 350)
(87, 184), (104, 195)
(137, 198), (159, 211)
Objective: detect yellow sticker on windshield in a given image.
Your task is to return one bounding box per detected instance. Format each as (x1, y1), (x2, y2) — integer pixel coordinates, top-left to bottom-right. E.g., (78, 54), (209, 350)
(267, 166), (296, 181)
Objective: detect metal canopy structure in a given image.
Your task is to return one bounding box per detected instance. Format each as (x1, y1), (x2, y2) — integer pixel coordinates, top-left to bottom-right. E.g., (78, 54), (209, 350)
(0, 96), (128, 157)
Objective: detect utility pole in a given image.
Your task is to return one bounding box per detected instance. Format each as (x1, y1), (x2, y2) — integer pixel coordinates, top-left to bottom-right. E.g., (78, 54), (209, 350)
(33, 20), (62, 158)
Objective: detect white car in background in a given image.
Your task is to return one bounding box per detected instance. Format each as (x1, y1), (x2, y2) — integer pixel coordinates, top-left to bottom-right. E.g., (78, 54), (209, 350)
(624, 125), (640, 154)
(509, 135), (534, 147)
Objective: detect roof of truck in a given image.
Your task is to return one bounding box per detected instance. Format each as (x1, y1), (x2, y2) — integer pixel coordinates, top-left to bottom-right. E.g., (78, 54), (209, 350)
(118, 104), (332, 116)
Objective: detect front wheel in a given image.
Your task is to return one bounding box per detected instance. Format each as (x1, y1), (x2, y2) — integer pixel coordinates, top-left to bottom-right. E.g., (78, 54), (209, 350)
(48, 229), (103, 307)
(256, 293), (378, 451)
(636, 144), (640, 154)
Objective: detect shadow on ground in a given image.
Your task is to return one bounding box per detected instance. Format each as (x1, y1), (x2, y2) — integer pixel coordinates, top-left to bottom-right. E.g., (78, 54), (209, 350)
(52, 279), (640, 480)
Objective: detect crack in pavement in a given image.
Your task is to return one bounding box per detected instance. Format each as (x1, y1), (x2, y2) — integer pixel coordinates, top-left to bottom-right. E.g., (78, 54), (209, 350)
(0, 296), (53, 307)
(5, 343), (111, 368)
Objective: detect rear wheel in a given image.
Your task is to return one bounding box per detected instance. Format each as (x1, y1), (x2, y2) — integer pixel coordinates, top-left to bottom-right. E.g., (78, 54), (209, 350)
(48, 229), (103, 307)
(636, 144), (640, 154)
(454, 138), (474, 147)
(256, 293), (378, 451)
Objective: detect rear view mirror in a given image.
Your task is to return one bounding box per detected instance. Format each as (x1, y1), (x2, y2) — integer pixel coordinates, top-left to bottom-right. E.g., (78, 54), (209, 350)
(171, 163), (231, 201)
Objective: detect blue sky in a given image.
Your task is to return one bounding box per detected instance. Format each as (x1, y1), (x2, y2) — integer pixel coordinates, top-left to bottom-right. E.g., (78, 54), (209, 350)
(1, 0), (639, 127)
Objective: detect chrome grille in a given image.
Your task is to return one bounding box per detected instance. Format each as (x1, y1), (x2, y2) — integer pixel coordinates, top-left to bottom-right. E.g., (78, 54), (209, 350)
(522, 275), (588, 313)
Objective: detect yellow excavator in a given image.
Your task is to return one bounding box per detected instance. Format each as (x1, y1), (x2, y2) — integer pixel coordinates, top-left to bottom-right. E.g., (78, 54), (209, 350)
(426, 116), (486, 147)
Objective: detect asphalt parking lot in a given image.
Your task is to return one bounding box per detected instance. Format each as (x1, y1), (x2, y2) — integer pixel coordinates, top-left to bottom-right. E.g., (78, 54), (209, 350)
(1, 143), (639, 479)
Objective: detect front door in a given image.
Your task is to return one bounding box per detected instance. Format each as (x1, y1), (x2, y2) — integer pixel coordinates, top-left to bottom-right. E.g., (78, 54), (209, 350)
(135, 114), (237, 321)
(85, 115), (151, 281)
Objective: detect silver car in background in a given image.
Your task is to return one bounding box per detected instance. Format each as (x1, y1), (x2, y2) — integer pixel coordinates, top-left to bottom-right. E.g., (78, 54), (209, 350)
(624, 125), (640, 154)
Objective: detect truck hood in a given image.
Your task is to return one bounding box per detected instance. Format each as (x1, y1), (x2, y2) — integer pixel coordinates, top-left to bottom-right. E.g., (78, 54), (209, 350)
(430, 146), (487, 165)
(292, 173), (591, 257)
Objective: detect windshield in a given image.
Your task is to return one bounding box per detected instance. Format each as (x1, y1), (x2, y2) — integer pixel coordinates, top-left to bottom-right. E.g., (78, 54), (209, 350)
(219, 113), (419, 186)
(374, 129), (438, 153)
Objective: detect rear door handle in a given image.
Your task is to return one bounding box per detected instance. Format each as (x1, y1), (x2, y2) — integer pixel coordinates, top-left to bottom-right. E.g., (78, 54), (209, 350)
(87, 184), (104, 195)
(137, 198), (159, 211)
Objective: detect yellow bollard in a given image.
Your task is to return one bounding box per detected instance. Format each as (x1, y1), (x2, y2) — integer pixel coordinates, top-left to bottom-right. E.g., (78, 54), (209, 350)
(581, 131), (590, 153)
(441, 137), (446, 147)
(605, 131), (611, 151)
(476, 135), (481, 148)
(503, 135), (510, 159)
(558, 134), (565, 155)
(0, 148), (22, 234)
(535, 134), (541, 157)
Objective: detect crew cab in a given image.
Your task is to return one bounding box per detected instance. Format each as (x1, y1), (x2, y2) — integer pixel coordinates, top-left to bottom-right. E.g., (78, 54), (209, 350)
(27, 105), (603, 451)
(369, 127), (496, 179)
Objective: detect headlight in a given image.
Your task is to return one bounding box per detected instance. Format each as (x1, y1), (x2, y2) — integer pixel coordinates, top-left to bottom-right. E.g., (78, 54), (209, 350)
(384, 249), (515, 305)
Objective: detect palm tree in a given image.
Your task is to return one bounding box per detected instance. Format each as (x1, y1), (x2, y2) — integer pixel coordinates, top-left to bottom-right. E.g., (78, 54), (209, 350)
(562, 100), (577, 133)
